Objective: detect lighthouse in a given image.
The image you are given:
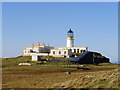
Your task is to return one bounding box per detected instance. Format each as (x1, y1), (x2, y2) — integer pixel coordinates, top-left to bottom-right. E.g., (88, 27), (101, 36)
(66, 29), (74, 47)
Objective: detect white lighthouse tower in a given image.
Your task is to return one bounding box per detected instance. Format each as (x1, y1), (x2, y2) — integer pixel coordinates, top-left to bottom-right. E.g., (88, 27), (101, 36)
(66, 29), (74, 47)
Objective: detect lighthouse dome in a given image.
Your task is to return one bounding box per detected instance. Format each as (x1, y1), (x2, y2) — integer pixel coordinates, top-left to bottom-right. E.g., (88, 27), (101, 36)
(67, 29), (73, 33)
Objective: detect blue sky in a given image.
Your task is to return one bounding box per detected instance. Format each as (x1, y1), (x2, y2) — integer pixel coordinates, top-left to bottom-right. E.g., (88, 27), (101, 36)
(2, 2), (118, 63)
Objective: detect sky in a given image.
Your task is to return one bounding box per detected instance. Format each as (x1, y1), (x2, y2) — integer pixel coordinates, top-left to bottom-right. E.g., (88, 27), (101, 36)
(1, 0), (120, 2)
(2, 2), (118, 63)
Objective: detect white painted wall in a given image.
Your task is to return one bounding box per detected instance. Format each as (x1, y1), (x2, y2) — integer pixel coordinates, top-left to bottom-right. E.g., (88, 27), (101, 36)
(30, 53), (48, 56)
(31, 54), (41, 61)
(32, 54), (38, 61)
(32, 47), (39, 52)
(57, 47), (88, 53)
(23, 50), (30, 55)
(67, 39), (74, 47)
(23, 45), (54, 56)
(50, 49), (72, 57)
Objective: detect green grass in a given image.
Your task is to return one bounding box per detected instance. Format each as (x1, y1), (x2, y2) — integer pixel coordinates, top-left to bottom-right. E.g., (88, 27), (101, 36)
(2, 65), (77, 74)
(2, 55), (66, 66)
(41, 56), (64, 60)
(2, 56), (119, 74)
(2, 56), (77, 73)
(99, 63), (115, 66)
(2, 56), (119, 88)
(45, 61), (73, 65)
(2, 56), (31, 67)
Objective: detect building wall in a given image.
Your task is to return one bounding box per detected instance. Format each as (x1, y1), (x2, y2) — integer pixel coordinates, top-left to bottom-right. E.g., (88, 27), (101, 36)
(23, 49), (31, 56)
(31, 53), (49, 56)
(67, 39), (74, 47)
(23, 45), (54, 56)
(31, 54), (41, 61)
(32, 47), (39, 53)
(57, 47), (88, 53)
(50, 49), (72, 57)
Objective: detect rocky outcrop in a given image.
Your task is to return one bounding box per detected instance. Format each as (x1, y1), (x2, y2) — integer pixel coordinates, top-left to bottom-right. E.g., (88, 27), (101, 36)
(48, 51), (110, 64)
(77, 51), (110, 64)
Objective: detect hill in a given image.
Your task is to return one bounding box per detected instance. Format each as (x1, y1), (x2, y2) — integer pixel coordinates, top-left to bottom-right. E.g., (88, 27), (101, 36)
(1, 56), (119, 88)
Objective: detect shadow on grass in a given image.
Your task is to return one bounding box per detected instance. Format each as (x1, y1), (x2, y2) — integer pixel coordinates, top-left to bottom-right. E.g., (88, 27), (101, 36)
(65, 66), (90, 70)
(76, 67), (90, 70)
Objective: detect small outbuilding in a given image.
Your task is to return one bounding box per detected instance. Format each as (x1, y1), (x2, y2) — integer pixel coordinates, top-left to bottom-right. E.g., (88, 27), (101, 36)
(31, 54), (41, 61)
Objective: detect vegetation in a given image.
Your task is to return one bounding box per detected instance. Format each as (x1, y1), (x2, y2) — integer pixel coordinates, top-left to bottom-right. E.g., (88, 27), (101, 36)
(46, 61), (74, 65)
(41, 56), (64, 60)
(72, 52), (81, 56)
(2, 56), (31, 67)
(40, 56), (55, 60)
(2, 56), (119, 88)
(98, 63), (114, 66)
(2, 56), (68, 67)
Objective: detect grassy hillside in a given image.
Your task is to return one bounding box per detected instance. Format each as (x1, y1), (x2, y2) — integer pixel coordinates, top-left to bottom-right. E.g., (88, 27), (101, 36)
(2, 56), (31, 67)
(2, 55), (66, 67)
(2, 56), (119, 88)
(2, 65), (119, 88)
(52, 68), (119, 88)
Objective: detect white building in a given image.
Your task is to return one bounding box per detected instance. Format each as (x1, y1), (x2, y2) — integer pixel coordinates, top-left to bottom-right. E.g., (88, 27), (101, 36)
(31, 53), (41, 61)
(23, 29), (88, 61)
(57, 47), (88, 54)
(50, 49), (72, 58)
(55, 29), (88, 54)
(23, 42), (72, 58)
(23, 42), (54, 56)
(66, 29), (74, 47)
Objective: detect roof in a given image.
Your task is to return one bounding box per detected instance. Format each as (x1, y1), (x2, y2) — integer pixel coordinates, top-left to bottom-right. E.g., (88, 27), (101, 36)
(23, 49), (31, 51)
(57, 47), (87, 49)
(50, 48), (69, 50)
(67, 29), (73, 33)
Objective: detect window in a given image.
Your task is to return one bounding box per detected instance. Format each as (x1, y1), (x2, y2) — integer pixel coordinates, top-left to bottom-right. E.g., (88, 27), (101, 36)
(64, 51), (66, 54)
(69, 49), (72, 52)
(77, 49), (79, 53)
(53, 51), (55, 54)
(83, 50), (86, 52)
(74, 49), (76, 53)
(81, 50), (83, 53)
(59, 51), (61, 54)
(81, 50), (86, 53)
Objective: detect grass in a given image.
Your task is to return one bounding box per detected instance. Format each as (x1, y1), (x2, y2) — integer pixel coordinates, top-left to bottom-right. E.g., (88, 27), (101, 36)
(2, 65), (77, 74)
(2, 55), (66, 67)
(2, 56), (119, 88)
(3, 68), (119, 88)
(2, 56), (118, 73)
(2, 56), (31, 66)
(41, 56), (64, 60)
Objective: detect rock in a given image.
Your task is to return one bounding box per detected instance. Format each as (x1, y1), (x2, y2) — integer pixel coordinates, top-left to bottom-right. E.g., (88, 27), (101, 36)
(18, 63), (32, 66)
(60, 85), (65, 88)
(85, 75), (96, 78)
(65, 71), (71, 75)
